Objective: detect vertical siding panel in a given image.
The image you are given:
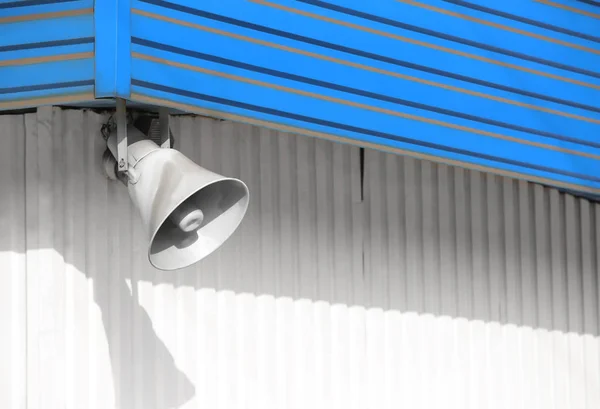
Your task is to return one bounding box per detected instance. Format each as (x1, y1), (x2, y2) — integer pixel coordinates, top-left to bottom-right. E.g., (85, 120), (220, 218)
(276, 295), (294, 409)
(348, 147), (365, 409)
(275, 129), (296, 409)
(580, 200), (599, 409)
(257, 124), (276, 409)
(503, 179), (520, 325)
(534, 185), (554, 409)
(566, 196), (584, 334)
(470, 171), (487, 322)
(580, 201), (597, 336)
(398, 315), (415, 406)
(350, 165), (364, 310)
(114, 134), (135, 409)
(405, 157), (423, 313)
(292, 136), (315, 409)
(519, 181), (536, 329)
(455, 168), (472, 319)
(296, 136), (316, 302)
(566, 196), (586, 409)
(550, 189), (570, 409)
(365, 150), (385, 310)
(490, 175), (508, 409)
(256, 293), (275, 409)
(383, 311), (401, 409)
(276, 129), (296, 300)
(534, 185), (551, 329)
(487, 174), (504, 323)
(314, 139), (334, 409)
(331, 142), (350, 409)
(439, 164), (456, 318)
(63, 109), (89, 409)
(501, 179), (520, 408)
(422, 161), (440, 316)
(26, 106), (67, 409)
(129, 185), (143, 409)
(84, 109), (113, 409)
(385, 152), (404, 313)
(0, 114), (26, 409)
(314, 138), (334, 407)
(518, 182), (538, 409)
(51, 110), (68, 409)
(350, 146), (364, 309)
(213, 120), (238, 409)
(365, 308), (385, 409)
(298, 137), (318, 408)
(485, 174), (501, 408)
(315, 138), (333, 303)
(588, 205), (600, 409)
(24, 111), (40, 409)
(332, 142), (353, 304)
(235, 120), (260, 409)
(550, 190), (568, 332)
(487, 321), (505, 409)
(198, 117), (220, 291)
(259, 125), (275, 296)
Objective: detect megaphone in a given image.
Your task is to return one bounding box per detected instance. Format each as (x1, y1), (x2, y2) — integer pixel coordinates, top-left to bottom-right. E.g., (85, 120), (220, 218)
(104, 123), (249, 271)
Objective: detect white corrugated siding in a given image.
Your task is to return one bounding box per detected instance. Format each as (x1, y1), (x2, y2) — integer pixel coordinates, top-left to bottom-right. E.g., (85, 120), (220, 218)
(0, 106), (598, 408)
(363, 151), (600, 409)
(0, 113), (27, 409)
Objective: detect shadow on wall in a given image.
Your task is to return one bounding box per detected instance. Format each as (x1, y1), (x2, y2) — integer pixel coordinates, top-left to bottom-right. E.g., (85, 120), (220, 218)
(93, 269), (196, 409)
(2, 107), (600, 408)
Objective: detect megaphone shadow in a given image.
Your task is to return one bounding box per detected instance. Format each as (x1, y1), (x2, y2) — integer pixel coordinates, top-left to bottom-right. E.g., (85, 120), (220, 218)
(92, 262), (196, 409)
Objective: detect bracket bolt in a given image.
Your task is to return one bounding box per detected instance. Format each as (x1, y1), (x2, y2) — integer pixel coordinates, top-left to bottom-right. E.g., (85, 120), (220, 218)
(119, 159), (125, 168)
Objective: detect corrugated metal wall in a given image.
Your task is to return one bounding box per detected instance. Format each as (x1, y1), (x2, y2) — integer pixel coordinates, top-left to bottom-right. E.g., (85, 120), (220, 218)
(0, 107), (598, 409)
(363, 150), (600, 408)
(0, 112), (26, 409)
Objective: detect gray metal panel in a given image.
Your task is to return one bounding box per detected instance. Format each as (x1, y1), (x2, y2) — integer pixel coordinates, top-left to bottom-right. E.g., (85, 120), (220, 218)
(0, 107), (598, 408)
(364, 148), (600, 408)
(0, 114), (27, 409)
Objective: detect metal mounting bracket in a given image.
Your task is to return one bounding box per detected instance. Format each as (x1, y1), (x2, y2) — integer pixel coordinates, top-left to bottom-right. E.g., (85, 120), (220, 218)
(159, 107), (170, 149)
(103, 100), (172, 184)
(116, 98), (128, 173)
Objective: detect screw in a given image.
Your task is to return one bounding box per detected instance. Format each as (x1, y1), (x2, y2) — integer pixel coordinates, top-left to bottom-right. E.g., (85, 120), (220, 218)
(119, 159), (125, 168)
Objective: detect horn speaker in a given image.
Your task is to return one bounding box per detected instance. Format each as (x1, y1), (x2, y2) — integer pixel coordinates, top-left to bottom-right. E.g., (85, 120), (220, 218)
(106, 124), (249, 271)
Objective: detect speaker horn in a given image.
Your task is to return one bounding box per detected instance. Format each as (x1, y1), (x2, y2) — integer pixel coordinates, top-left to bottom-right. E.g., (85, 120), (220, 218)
(106, 124), (249, 271)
